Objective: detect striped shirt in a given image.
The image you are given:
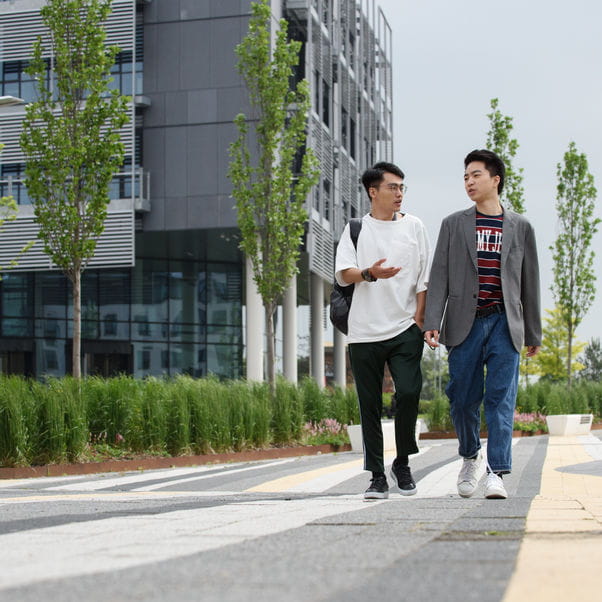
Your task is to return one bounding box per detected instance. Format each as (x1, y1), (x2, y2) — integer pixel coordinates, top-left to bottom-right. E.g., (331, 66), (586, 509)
(476, 212), (503, 308)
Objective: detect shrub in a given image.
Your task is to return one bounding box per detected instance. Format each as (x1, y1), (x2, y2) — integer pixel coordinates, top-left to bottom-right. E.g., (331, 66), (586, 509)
(0, 376), (34, 466)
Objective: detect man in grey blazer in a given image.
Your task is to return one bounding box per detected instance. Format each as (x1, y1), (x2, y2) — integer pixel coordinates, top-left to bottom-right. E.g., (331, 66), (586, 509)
(424, 149), (541, 500)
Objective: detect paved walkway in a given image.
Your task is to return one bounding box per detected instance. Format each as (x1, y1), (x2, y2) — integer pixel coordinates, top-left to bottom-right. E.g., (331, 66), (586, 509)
(503, 434), (602, 602)
(0, 431), (600, 601)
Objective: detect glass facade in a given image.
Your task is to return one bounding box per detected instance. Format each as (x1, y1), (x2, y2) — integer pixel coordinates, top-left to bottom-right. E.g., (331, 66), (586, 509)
(0, 229), (243, 379)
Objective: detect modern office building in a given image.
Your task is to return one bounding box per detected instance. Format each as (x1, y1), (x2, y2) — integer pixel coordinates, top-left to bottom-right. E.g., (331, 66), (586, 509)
(0, 0), (392, 384)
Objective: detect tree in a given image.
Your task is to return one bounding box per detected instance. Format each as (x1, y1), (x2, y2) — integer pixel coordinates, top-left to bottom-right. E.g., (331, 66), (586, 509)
(485, 98), (525, 213)
(530, 307), (585, 382)
(21, 0), (130, 378)
(577, 338), (602, 381)
(550, 141), (600, 385)
(229, 0), (319, 389)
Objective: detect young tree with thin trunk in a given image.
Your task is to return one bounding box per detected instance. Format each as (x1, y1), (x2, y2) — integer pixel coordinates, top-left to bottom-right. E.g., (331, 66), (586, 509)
(229, 0), (319, 390)
(21, 0), (129, 378)
(486, 98), (525, 214)
(530, 307), (585, 382)
(551, 141), (600, 385)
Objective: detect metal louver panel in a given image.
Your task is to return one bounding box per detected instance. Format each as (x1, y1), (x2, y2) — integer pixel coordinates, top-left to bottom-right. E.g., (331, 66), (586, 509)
(0, 0), (135, 61)
(308, 218), (333, 281)
(0, 209), (134, 271)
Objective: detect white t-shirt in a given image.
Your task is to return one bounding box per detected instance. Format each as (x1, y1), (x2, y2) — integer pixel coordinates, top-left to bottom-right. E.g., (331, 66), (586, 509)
(334, 213), (430, 343)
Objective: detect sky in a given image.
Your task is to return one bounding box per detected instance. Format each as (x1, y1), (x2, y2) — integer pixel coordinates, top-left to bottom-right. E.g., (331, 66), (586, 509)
(375, 0), (602, 344)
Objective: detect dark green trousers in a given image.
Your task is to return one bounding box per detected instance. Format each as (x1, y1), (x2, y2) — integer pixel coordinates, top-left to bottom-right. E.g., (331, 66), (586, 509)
(348, 325), (424, 473)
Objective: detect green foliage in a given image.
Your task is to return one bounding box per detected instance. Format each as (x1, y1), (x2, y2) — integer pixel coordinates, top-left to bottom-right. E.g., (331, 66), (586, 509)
(420, 348), (449, 400)
(272, 378), (304, 444)
(530, 307), (585, 382)
(0, 377), (34, 465)
(0, 375), (363, 468)
(578, 338), (602, 381)
(551, 142), (600, 384)
(229, 0), (319, 386)
(303, 419), (349, 447)
(0, 144), (34, 276)
(20, 0), (130, 377)
(516, 380), (602, 417)
(2, 375), (601, 468)
(485, 98), (525, 213)
(424, 394), (454, 432)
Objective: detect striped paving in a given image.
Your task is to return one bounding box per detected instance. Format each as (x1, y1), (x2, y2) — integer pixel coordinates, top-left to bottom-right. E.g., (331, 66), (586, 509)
(0, 433), (600, 600)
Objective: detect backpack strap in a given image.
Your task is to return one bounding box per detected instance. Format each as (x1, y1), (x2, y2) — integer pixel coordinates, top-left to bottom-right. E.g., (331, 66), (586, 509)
(349, 217), (362, 250)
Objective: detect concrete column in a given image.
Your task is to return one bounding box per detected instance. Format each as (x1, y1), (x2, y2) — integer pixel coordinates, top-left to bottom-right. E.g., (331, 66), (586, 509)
(333, 326), (347, 388)
(282, 274), (298, 383)
(245, 255), (263, 381)
(310, 272), (325, 388)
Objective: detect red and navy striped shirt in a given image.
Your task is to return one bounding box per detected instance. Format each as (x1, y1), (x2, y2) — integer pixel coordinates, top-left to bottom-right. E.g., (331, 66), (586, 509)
(476, 212), (503, 308)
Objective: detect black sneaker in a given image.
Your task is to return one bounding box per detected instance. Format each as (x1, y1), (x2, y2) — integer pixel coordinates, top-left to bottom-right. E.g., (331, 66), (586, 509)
(364, 474), (389, 500)
(390, 460), (417, 496)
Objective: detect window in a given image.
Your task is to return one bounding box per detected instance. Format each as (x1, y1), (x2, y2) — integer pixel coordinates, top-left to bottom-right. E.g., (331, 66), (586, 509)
(341, 108), (348, 150)
(323, 179), (331, 221)
(350, 118), (356, 160)
(313, 70), (320, 113)
(108, 51), (133, 96)
(348, 30), (355, 67)
(321, 0), (331, 27)
(322, 79), (330, 127)
(0, 164), (29, 205)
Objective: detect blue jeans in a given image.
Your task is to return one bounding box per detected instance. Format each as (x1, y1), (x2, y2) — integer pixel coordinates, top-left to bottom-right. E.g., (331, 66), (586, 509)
(445, 312), (519, 473)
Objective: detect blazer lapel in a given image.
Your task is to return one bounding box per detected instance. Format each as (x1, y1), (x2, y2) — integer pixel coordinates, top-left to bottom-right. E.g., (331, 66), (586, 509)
(501, 207), (516, 266)
(462, 207), (478, 270)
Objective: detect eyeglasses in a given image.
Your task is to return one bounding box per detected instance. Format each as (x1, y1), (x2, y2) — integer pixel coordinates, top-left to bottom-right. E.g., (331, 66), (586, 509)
(379, 183), (407, 193)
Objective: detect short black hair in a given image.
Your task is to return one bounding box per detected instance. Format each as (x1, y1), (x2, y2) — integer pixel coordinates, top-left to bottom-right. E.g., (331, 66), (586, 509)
(464, 149), (505, 195)
(361, 162), (405, 200)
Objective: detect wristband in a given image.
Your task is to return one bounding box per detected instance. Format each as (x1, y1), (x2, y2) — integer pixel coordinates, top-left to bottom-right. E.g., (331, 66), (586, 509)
(361, 268), (377, 282)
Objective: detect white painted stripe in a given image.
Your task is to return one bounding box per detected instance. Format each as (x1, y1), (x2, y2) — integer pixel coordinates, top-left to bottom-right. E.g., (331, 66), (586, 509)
(283, 447), (433, 493)
(0, 491), (242, 505)
(580, 433), (602, 460)
(413, 440), (519, 498)
(0, 474), (92, 488)
(47, 459), (297, 492)
(0, 495), (385, 591)
(130, 458), (301, 492)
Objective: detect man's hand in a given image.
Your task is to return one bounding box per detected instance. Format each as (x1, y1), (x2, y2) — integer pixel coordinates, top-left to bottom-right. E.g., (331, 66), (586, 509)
(370, 258), (401, 280)
(424, 330), (440, 349)
(526, 345), (541, 357)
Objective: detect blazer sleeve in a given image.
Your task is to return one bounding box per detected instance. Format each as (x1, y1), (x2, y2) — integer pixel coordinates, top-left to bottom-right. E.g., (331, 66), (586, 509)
(424, 218), (450, 332)
(521, 221), (542, 346)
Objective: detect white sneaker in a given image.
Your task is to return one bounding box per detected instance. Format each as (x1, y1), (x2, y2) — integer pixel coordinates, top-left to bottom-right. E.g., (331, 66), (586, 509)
(457, 452), (482, 498)
(485, 472), (508, 499)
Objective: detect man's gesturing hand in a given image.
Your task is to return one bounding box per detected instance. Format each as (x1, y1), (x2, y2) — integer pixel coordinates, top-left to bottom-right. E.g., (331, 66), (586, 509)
(371, 258), (401, 279)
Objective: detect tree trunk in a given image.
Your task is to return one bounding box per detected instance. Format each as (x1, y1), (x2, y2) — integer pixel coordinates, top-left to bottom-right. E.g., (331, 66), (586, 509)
(265, 303), (276, 394)
(72, 269), (82, 379)
(567, 321), (573, 387)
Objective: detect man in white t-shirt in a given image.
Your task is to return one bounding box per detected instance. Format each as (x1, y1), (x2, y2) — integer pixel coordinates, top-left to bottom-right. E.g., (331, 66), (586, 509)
(334, 162), (430, 499)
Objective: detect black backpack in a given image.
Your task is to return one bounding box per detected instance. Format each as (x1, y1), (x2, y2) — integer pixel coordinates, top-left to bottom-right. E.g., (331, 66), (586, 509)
(329, 218), (362, 335)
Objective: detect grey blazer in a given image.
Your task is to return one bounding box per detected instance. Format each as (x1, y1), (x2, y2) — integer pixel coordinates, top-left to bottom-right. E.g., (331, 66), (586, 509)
(424, 206), (542, 352)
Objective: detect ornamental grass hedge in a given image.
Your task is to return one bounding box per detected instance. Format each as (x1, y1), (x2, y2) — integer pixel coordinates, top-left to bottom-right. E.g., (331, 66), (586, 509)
(0, 375), (359, 468)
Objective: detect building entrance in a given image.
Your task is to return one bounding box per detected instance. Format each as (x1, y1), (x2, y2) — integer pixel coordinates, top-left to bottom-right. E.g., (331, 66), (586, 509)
(84, 352), (132, 377)
(0, 350), (34, 376)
